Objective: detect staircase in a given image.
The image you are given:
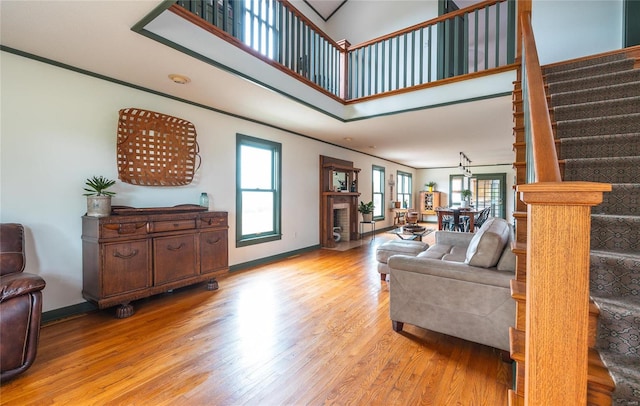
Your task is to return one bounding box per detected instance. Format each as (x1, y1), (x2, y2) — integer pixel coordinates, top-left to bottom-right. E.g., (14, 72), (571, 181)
(545, 49), (640, 404)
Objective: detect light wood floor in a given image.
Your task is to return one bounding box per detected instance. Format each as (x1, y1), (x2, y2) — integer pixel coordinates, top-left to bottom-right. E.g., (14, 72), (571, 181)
(1, 230), (512, 405)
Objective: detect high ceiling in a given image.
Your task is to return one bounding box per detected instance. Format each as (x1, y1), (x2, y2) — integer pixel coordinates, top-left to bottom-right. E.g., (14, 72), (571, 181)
(0, 0), (515, 169)
(304, 0), (487, 21)
(305, 0), (347, 20)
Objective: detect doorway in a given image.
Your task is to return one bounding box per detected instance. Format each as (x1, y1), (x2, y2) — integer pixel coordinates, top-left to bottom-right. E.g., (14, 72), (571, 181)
(449, 173), (506, 218)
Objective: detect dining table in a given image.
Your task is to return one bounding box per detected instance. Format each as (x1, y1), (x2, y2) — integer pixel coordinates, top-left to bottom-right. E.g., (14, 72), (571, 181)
(435, 207), (482, 232)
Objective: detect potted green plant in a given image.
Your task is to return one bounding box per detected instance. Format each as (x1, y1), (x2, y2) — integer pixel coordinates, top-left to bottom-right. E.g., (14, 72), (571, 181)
(461, 189), (472, 207)
(83, 176), (116, 217)
(425, 181), (437, 192)
(358, 201), (375, 222)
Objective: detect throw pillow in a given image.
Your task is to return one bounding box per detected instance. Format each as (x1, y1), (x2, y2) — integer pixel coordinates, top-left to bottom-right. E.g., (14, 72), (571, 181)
(464, 218), (510, 268)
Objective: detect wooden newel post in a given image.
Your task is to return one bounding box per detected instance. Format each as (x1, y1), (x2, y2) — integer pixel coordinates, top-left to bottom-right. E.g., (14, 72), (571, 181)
(517, 181), (610, 406)
(337, 39), (350, 100)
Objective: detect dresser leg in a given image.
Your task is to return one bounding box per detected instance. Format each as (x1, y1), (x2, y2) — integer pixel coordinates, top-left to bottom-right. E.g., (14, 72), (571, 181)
(115, 303), (134, 319)
(207, 278), (219, 291)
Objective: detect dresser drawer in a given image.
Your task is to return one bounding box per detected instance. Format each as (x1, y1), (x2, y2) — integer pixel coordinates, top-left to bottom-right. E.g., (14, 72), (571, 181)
(199, 214), (228, 228)
(200, 230), (228, 273)
(150, 219), (196, 233)
(100, 222), (148, 238)
(153, 234), (197, 285)
(101, 240), (151, 297)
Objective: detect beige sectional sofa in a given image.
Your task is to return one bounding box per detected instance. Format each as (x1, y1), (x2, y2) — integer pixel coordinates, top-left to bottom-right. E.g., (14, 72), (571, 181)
(387, 217), (516, 351)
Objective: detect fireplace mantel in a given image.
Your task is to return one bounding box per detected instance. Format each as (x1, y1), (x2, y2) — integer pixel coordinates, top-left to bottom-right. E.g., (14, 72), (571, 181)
(319, 156), (361, 248)
(322, 192), (360, 196)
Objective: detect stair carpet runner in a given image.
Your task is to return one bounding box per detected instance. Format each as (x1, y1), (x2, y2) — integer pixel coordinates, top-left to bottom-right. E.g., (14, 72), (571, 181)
(544, 52), (640, 404)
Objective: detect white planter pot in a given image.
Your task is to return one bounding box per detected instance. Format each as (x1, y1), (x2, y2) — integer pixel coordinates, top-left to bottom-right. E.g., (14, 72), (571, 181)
(87, 196), (112, 217)
(362, 213), (373, 222)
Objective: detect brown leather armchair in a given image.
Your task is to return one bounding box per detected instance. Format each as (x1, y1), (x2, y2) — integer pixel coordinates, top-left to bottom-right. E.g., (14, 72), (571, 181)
(1, 223), (46, 382)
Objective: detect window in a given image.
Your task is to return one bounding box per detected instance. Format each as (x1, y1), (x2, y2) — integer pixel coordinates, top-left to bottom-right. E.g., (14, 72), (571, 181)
(236, 134), (281, 246)
(372, 166), (385, 220)
(242, 0), (278, 59)
(397, 171), (412, 209)
(449, 175), (466, 206)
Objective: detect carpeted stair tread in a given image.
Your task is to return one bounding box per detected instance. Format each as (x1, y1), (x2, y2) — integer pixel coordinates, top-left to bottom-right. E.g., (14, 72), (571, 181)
(596, 351), (640, 378)
(593, 183), (640, 216)
(543, 53), (627, 74)
(560, 134), (640, 160)
(590, 250), (640, 299)
(594, 297), (640, 352)
(564, 156), (640, 183)
(544, 58), (636, 84)
(590, 214), (640, 253)
(548, 69), (640, 94)
(553, 96), (640, 121)
(596, 306), (640, 405)
(551, 81), (640, 107)
(556, 113), (640, 138)
(597, 349), (640, 405)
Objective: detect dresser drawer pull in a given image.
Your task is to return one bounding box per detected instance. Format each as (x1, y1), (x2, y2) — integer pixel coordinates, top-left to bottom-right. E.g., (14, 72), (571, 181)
(167, 243), (186, 251)
(201, 218), (224, 226)
(113, 249), (139, 259)
(206, 238), (221, 245)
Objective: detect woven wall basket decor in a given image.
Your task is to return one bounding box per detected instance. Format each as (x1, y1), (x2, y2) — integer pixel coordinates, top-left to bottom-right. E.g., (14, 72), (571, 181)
(117, 108), (200, 186)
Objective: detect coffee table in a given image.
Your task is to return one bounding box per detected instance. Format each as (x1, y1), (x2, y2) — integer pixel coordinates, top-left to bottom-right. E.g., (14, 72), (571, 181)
(388, 225), (434, 241)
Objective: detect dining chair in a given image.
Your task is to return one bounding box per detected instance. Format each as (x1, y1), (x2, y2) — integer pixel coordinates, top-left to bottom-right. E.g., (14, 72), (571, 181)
(465, 207), (491, 231)
(475, 207), (492, 229)
(445, 209), (465, 232)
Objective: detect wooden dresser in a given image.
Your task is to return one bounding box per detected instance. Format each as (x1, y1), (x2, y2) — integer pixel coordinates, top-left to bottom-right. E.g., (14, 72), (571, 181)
(82, 206), (228, 318)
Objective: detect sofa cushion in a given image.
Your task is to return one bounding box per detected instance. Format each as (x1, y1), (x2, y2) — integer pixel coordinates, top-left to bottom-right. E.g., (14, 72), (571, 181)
(418, 244), (452, 260)
(376, 240), (428, 263)
(464, 218), (510, 268)
(442, 246), (467, 263)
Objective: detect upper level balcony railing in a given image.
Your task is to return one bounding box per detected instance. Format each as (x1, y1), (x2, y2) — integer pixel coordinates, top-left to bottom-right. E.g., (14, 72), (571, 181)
(347, 0), (515, 100)
(176, 0), (344, 98)
(173, 0), (515, 102)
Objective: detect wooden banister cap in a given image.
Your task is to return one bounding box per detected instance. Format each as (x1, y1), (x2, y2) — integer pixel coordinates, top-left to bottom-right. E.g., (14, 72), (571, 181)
(517, 181), (611, 206)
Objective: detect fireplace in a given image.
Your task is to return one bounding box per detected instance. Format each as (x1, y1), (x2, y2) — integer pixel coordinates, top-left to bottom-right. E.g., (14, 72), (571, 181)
(319, 156), (361, 248)
(333, 203), (350, 242)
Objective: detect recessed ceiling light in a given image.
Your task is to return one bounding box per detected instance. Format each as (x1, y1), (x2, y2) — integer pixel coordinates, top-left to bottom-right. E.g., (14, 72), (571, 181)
(343, 137), (352, 142)
(168, 74), (191, 84)
(369, 145), (376, 149)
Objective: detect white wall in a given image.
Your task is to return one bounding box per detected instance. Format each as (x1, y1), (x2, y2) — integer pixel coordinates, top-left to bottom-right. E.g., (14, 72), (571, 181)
(324, 0), (439, 45)
(532, 0), (624, 65)
(0, 52), (413, 312)
(416, 165), (516, 222)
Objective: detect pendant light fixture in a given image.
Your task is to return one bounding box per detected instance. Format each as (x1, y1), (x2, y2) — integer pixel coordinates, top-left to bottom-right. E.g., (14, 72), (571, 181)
(459, 152), (472, 177)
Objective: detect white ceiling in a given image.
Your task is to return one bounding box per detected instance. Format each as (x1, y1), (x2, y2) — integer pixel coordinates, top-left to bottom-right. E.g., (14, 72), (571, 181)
(0, 0), (516, 169)
(305, 0), (347, 20)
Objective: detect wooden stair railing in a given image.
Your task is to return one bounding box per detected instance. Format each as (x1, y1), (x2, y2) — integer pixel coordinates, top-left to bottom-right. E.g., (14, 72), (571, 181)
(509, 11), (612, 406)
